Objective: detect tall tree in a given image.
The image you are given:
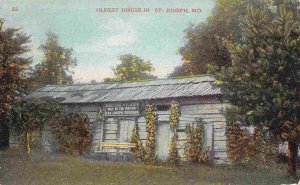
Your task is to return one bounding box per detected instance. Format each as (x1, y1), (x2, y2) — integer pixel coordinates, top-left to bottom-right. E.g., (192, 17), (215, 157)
(213, 6), (300, 175)
(172, 0), (272, 77)
(103, 54), (156, 82)
(0, 19), (31, 149)
(168, 63), (192, 78)
(273, 0), (300, 16)
(31, 32), (77, 89)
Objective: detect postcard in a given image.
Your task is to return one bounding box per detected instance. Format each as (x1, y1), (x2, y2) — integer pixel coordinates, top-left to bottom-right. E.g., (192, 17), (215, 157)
(0, 0), (300, 185)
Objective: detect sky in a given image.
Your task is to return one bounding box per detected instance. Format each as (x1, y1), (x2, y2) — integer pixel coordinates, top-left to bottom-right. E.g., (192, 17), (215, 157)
(0, 0), (215, 83)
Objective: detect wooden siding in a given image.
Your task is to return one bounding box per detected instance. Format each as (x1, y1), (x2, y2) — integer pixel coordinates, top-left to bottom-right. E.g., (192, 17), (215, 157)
(178, 102), (229, 164)
(63, 97), (229, 164)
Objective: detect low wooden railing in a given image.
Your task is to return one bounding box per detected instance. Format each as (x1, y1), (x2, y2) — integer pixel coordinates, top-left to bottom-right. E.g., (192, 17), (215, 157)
(100, 142), (136, 149)
(93, 141), (136, 150)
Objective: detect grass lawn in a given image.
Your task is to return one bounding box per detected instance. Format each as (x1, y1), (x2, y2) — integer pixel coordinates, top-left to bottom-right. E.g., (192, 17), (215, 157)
(0, 148), (298, 185)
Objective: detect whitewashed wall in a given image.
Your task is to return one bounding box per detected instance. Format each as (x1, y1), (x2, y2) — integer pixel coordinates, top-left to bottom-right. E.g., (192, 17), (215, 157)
(179, 102), (230, 165)
(131, 98), (230, 164)
(63, 97), (230, 164)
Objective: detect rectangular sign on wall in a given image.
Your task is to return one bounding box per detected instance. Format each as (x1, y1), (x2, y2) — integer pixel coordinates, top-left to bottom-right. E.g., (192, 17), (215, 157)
(104, 102), (140, 116)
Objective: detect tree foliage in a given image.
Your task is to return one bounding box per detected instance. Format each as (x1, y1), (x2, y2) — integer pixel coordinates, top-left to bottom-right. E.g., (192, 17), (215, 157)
(0, 19), (32, 149)
(226, 121), (277, 165)
(213, 5), (300, 175)
(104, 54), (156, 82)
(226, 121), (251, 164)
(7, 99), (61, 154)
(49, 113), (92, 155)
(251, 127), (278, 165)
(168, 63), (192, 78)
(0, 19), (31, 114)
(171, 0), (273, 77)
(31, 32), (77, 89)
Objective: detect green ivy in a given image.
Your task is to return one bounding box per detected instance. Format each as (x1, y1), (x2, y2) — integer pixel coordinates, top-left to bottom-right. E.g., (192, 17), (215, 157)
(130, 125), (145, 162)
(184, 123), (209, 163)
(167, 136), (180, 166)
(168, 100), (181, 165)
(169, 101), (180, 129)
(226, 121), (278, 166)
(144, 105), (157, 165)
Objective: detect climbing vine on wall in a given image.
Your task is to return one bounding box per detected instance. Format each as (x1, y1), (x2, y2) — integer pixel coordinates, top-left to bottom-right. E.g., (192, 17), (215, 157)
(169, 101), (180, 128)
(167, 136), (180, 166)
(167, 100), (181, 165)
(144, 104), (157, 165)
(184, 123), (209, 163)
(96, 107), (103, 121)
(226, 121), (251, 164)
(130, 125), (145, 162)
(226, 121), (278, 165)
(250, 127), (278, 166)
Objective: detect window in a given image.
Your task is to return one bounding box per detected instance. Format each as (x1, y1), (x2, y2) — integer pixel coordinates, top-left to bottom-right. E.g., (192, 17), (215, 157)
(156, 105), (170, 111)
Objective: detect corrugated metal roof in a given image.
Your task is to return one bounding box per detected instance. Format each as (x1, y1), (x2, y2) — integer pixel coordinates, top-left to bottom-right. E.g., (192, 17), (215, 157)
(26, 75), (222, 104)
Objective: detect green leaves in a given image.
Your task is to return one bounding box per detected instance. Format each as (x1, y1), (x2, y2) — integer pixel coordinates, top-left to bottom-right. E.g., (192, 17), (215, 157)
(169, 101), (180, 129)
(213, 5), (300, 138)
(167, 136), (180, 166)
(0, 19), (31, 114)
(49, 113), (92, 155)
(7, 99), (61, 135)
(226, 121), (278, 165)
(144, 104), (157, 165)
(184, 123), (208, 163)
(173, 0), (270, 77)
(31, 32), (77, 89)
(104, 54), (156, 82)
(7, 99), (61, 154)
(130, 126), (145, 162)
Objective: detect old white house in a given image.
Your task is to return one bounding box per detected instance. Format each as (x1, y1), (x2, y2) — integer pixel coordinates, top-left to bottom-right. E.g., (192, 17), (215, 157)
(27, 75), (229, 164)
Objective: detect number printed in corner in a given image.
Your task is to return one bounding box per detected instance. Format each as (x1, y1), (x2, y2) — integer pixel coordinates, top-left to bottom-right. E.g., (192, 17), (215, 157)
(12, 6), (18, 11)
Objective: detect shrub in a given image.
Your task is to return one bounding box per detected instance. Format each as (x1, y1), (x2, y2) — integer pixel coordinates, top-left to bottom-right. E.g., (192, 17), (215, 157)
(250, 127), (278, 166)
(184, 123), (209, 163)
(226, 121), (278, 166)
(7, 99), (61, 155)
(49, 113), (92, 155)
(226, 121), (251, 164)
(130, 126), (145, 162)
(167, 136), (180, 166)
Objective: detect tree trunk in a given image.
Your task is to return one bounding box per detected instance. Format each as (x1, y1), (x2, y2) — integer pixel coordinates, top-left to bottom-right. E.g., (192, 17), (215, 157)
(287, 139), (298, 176)
(26, 132), (30, 154)
(0, 114), (9, 150)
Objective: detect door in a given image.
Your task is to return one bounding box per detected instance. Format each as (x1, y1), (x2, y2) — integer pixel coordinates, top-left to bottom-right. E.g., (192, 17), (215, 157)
(156, 122), (171, 160)
(119, 119), (135, 143)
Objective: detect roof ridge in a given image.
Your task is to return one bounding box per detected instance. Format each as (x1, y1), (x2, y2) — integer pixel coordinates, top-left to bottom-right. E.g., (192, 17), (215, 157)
(43, 75), (213, 87)
(27, 75), (221, 103)
(39, 81), (215, 92)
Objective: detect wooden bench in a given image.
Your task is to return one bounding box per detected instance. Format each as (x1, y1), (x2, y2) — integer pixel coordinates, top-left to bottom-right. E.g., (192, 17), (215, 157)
(100, 142), (136, 149)
(92, 142), (136, 162)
